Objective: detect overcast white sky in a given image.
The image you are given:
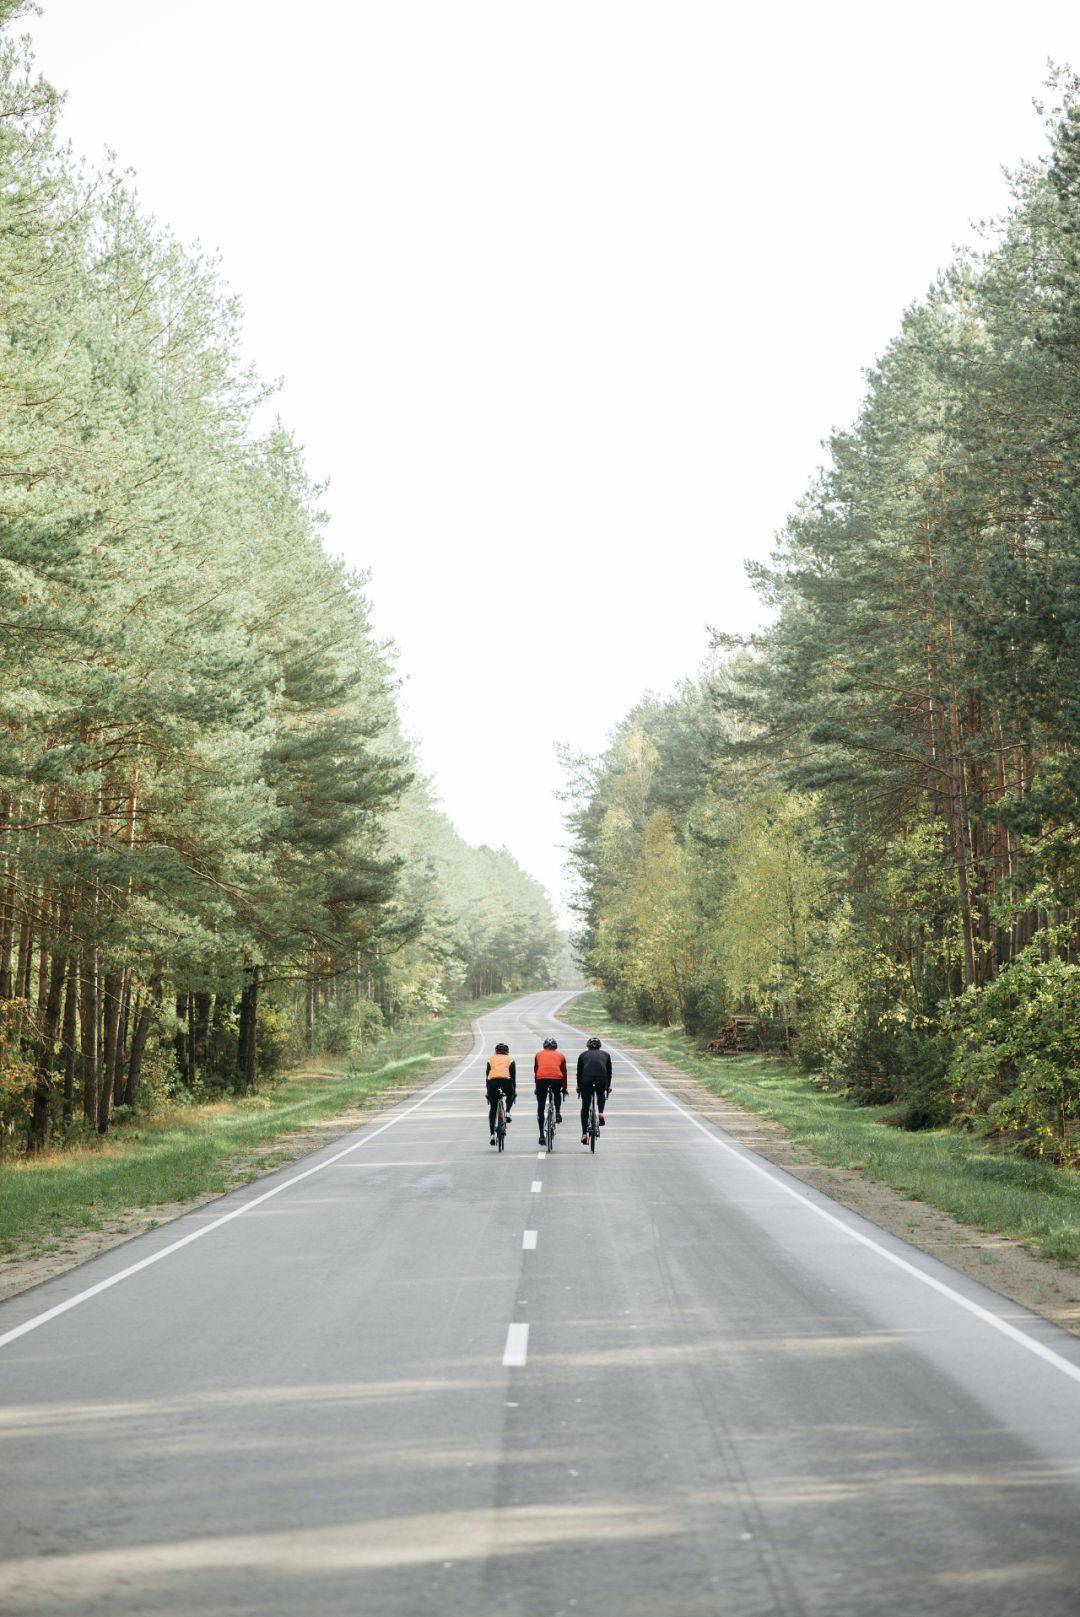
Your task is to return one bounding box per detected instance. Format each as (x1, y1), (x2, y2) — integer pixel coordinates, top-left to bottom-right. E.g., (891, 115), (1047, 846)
(29, 1), (1080, 917)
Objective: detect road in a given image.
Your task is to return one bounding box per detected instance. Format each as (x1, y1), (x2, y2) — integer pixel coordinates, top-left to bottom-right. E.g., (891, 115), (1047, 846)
(2, 989), (1080, 1615)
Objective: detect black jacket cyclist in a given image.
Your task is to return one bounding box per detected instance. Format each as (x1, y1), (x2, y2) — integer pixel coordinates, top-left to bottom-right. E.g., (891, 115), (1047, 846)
(576, 1037), (612, 1142)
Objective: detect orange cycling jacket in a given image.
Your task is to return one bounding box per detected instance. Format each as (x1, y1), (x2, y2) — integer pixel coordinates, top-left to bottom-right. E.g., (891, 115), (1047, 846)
(533, 1049), (568, 1091)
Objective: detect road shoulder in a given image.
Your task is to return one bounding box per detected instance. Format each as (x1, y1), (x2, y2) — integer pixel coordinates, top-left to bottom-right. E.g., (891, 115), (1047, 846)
(558, 1003), (1080, 1340)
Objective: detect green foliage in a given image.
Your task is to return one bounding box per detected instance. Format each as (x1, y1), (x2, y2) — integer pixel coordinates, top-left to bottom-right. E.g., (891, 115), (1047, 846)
(570, 992), (1080, 1265)
(254, 1004), (293, 1079)
(566, 75), (1080, 1153)
(0, 14), (558, 1153)
(948, 948), (1080, 1164)
(0, 1001), (33, 1143)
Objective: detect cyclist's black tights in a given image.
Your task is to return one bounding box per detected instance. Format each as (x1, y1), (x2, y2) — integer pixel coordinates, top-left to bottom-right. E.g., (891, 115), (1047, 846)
(579, 1080), (609, 1132)
(487, 1078), (515, 1133)
(536, 1079), (564, 1129)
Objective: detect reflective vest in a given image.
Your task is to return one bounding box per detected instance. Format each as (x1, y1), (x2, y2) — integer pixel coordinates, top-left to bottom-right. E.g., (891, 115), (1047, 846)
(488, 1053), (512, 1080)
(534, 1048), (564, 1080)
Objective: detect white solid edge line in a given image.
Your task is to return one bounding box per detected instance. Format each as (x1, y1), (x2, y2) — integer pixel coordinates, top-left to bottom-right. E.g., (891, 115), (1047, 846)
(531, 1180), (542, 1193)
(0, 1021), (492, 1352)
(600, 1033), (1080, 1390)
(523, 1230), (538, 1250)
(503, 1322), (529, 1366)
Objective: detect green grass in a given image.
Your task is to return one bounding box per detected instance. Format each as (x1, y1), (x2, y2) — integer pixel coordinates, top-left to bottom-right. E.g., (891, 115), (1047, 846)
(0, 995), (507, 1257)
(566, 991), (1080, 1268)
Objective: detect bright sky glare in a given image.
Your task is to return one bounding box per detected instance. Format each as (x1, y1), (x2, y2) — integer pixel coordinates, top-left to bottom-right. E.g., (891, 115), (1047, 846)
(29, 1), (1080, 917)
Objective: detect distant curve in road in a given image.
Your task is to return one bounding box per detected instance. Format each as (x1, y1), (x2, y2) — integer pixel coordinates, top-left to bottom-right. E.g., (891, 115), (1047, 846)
(2, 989), (1080, 1616)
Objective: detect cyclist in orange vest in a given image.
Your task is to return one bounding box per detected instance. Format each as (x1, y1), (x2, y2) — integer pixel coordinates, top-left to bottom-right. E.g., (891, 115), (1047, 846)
(533, 1038), (567, 1142)
(485, 1043), (516, 1145)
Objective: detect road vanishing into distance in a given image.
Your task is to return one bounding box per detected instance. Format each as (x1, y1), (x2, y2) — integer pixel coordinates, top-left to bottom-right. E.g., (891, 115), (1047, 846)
(2, 990), (1080, 1615)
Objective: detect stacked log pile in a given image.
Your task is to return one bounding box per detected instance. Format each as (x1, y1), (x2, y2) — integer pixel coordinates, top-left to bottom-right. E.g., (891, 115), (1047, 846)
(706, 1016), (763, 1055)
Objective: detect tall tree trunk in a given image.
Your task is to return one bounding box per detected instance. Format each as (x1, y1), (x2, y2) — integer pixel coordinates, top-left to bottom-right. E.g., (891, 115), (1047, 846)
(35, 917), (49, 1013)
(0, 864), (15, 1001)
(193, 992), (211, 1078)
(174, 992), (189, 1084)
(245, 965), (260, 1093)
(97, 970), (122, 1134)
(123, 974), (161, 1106)
(27, 946), (68, 1153)
(112, 971), (131, 1104)
(236, 984), (251, 1093)
(15, 908), (32, 1001)
(80, 950), (99, 1125)
(61, 956), (78, 1124)
(236, 965), (260, 1094)
(187, 991), (197, 1089)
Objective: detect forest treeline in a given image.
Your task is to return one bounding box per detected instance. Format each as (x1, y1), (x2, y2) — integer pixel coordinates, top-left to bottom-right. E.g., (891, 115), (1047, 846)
(0, 7), (558, 1152)
(568, 76), (1079, 1161)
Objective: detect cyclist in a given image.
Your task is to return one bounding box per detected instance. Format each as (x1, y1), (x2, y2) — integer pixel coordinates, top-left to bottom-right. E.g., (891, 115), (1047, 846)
(486, 1043), (516, 1145)
(534, 1038), (567, 1143)
(576, 1035), (612, 1144)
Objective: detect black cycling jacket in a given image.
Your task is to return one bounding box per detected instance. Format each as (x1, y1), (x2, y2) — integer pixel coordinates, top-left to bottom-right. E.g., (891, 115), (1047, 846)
(576, 1049), (612, 1088)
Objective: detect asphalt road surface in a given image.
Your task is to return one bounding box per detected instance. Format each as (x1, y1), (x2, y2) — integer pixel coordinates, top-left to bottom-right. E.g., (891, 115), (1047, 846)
(2, 990), (1080, 1616)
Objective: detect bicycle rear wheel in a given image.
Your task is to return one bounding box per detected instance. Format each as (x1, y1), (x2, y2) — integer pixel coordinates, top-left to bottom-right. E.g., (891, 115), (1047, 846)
(545, 1090), (556, 1152)
(589, 1090), (598, 1153)
(496, 1094), (506, 1152)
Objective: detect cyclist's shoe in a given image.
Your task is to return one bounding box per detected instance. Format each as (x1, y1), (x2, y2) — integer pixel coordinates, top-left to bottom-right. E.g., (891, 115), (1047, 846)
(581, 1133), (588, 1145)
(555, 1114), (563, 1124)
(490, 1134), (496, 1146)
(538, 1134), (546, 1146)
(599, 1115), (606, 1126)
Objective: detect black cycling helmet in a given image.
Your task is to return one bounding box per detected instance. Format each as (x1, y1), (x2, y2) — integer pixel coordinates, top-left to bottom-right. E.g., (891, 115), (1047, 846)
(495, 1042), (510, 1054)
(543, 1038), (558, 1050)
(586, 1036), (602, 1050)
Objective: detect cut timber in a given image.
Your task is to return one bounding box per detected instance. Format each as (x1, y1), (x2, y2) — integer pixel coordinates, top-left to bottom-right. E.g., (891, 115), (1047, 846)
(707, 1016), (764, 1055)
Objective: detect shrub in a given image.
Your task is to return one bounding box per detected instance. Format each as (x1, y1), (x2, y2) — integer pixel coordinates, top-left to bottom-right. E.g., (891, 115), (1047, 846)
(683, 979), (730, 1041)
(947, 949), (1080, 1163)
(255, 1003), (293, 1078)
(347, 999), (386, 1063)
(890, 1030), (952, 1130)
(0, 1000), (35, 1148)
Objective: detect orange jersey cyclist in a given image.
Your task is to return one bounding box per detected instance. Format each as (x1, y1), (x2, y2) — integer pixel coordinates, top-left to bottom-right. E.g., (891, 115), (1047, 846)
(485, 1043), (516, 1145)
(533, 1039), (567, 1142)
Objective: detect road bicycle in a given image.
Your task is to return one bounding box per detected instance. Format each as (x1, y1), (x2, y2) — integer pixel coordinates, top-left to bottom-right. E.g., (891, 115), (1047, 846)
(495, 1091), (507, 1152)
(587, 1087), (600, 1153)
(544, 1086), (557, 1153)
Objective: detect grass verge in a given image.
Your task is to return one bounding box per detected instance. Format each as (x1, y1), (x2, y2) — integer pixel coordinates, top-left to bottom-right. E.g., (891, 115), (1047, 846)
(0, 995), (505, 1257)
(566, 991), (1080, 1266)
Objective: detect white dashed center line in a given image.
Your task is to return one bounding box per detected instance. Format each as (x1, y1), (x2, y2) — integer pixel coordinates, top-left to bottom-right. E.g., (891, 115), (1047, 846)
(531, 1180), (542, 1193)
(503, 1323), (529, 1366)
(523, 1230), (538, 1250)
